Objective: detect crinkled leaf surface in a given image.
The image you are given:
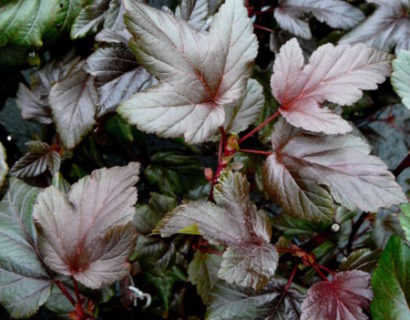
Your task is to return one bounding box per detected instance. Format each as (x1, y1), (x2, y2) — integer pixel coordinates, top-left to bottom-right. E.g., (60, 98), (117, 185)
(340, 249), (381, 272)
(85, 47), (155, 116)
(33, 163), (140, 289)
(392, 50), (410, 109)
(188, 251), (221, 304)
(224, 79), (265, 134)
(301, 271), (372, 320)
(340, 0), (410, 54)
(0, 142), (7, 189)
(0, 179), (52, 318)
(274, 0), (364, 39)
(16, 52), (80, 125)
(175, 0), (209, 31)
(264, 119), (406, 217)
(49, 61), (99, 149)
(10, 141), (60, 178)
(119, 0), (257, 143)
(400, 203), (410, 242)
(0, 0), (83, 47)
(371, 236), (410, 320)
(270, 38), (391, 134)
(155, 171), (278, 289)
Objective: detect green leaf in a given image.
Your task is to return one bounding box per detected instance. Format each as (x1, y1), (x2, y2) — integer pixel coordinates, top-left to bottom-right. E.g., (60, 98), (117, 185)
(372, 210), (405, 249)
(371, 236), (410, 320)
(0, 0), (83, 47)
(188, 252), (221, 304)
(0, 178), (52, 318)
(400, 203), (410, 242)
(340, 248), (381, 272)
(392, 48), (410, 109)
(0, 142), (8, 189)
(105, 114), (134, 143)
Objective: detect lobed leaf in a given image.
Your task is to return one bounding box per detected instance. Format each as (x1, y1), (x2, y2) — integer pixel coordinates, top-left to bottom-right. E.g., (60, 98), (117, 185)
(10, 141), (60, 178)
(371, 236), (410, 319)
(301, 271), (372, 320)
(274, 0), (364, 40)
(119, 0), (257, 143)
(0, 179), (52, 318)
(270, 38), (392, 134)
(155, 171), (278, 289)
(264, 119), (406, 220)
(340, 0), (410, 54)
(49, 61), (99, 149)
(175, 0), (209, 31)
(392, 50), (410, 109)
(33, 163), (140, 289)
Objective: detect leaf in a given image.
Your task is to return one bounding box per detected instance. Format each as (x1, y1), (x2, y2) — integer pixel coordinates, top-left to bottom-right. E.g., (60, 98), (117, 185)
(270, 38), (392, 134)
(340, 249), (381, 272)
(0, 179), (52, 318)
(0, 0), (83, 47)
(264, 119), (406, 218)
(16, 51), (80, 125)
(188, 251), (221, 304)
(371, 236), (410, 320)
(340, 0), (410, 54)
(274, 0), (364, 40)
(372, 209), (406, 248)
(392, 50), (410, 109)
(175, 0), (209, 31)
(119, 0), (257, 143)
(85, 47), (155, 116)
(155, 171), (278, 289)
(33, 163), (140, 289)
(10, 141), (61, 178)
(70, 0), (110, 39)
(400, 203), (410, 242)
(0, 142), (8, 189)
(206, 279), (305, 320)
(49, 61), (99, 149)
(224, 79), (265, 134)
(301, 271), (372, 320)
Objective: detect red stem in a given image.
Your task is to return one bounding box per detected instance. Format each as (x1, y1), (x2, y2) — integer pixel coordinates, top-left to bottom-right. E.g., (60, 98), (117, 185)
(253, 24), (274, 33)
(318, 264), (336, 276)
(55, 280), (75, 306)
(239, 148), (272, 156)
(285, 264), (298, 291)
(239, 110), (281, 144)
(72, 278), (83, 304)
(312, 265), (329, 282)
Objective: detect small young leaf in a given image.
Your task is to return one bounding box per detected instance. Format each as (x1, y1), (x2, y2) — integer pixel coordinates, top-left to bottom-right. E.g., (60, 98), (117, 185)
(49, 61), (99, 149)
(175, 0), (209, 31)
(340, 0), (410, 54)
(340, 249), (381, 272)
(156, 171), (278, 289)
(119, 0), (257, 143)
(264, 119), (406, 218)
(0, 179), (52, 318)
(274, 0), (364, 39)
(392, 50), (410, 109)
(371, 236), (410, 319)
(85, 47), (155, 116)
(400, 203), (410, 242)
(10, 141), (61, 178)
(188, 251), (221, 304)
(270, 38), (392, 134)
(33, 163), (140, 289)
(372, 209), (405, 248)
(301, 271), (372, 320)
(0, 142), (8, 189)
(224, 79), (265, 134)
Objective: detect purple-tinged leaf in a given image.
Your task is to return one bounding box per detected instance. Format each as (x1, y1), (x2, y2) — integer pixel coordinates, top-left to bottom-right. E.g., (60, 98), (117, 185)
(392, 50), (410, 109)
(264, 119), (406, 219)
(155, 171), (278, 289)
(176, 0), (209, 31)
(340, 0), (410, 54)
(49, 61), (99, 149)
(224, 79), (265, 134)
(274, 0), (364, 39)
(85, 47), (155, 116)
(271, 38), (392, 134)
(16, 52), (80, 125)
(340, 249), (381, 272)
(119, 0), (257, 143)
(10, 141), (60, 178)
(301, 271), (372, 320)
(33, 163), (140, 289)
(0, 179), (52, 318)
(0, 142), (7, 189)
